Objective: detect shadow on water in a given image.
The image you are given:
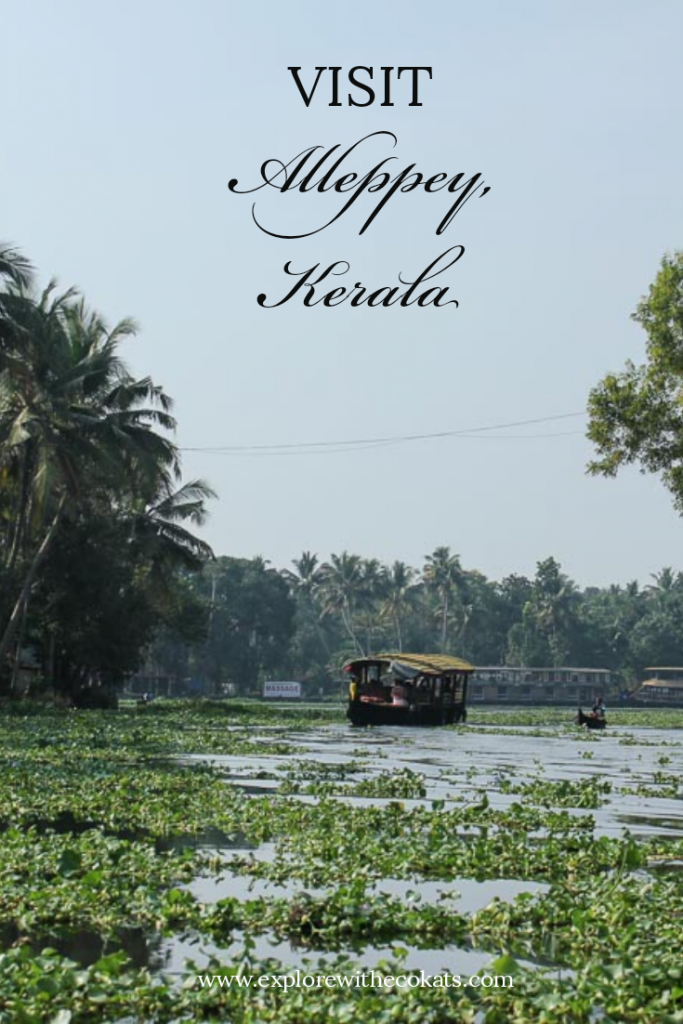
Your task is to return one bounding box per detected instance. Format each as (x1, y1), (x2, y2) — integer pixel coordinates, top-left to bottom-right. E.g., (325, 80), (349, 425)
(0, 921), (166, 971)
(156, 826), (258, 854)
(4, 811), (146, 843)
(7, 812), (257, 856)
(618, 813), (683, 834)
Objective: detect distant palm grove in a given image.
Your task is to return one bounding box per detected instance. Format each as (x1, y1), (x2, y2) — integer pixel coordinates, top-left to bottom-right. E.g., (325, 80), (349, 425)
(2, 245), (683, 700)
(148, 550), (683, 696)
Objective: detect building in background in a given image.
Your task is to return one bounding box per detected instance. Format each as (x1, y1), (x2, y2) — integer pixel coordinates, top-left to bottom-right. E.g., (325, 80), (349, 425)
(471, 667), (616, 705)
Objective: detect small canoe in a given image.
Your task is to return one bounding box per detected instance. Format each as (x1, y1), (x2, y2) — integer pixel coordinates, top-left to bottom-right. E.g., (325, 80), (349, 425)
(576, 708), (607, 730)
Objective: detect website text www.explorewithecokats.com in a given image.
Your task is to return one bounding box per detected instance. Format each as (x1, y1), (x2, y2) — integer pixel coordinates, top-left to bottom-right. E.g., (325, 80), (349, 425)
(195, 969), (514, 992)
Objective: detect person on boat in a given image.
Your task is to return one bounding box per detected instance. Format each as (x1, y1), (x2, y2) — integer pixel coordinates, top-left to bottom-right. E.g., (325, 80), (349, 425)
(360, 679), (385, 704)
(591, 695), (606, 718)
(391, 682), (409, 707)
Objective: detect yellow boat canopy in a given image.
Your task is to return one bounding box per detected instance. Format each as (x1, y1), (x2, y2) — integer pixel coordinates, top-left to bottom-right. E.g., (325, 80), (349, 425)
(344, 652), (474, 676)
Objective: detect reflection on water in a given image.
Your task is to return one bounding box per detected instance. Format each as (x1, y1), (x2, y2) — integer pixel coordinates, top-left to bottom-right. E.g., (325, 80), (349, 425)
(159, 929), (537, 981)
(184, 720), (683, 842)
(156, 826), (257, 854)
(159, 718), (683, 977)
(27, 810), (144, 843)
(0, 922), (164, 971)
(186, 867), (547, 919)
(618, 813), (683, 835)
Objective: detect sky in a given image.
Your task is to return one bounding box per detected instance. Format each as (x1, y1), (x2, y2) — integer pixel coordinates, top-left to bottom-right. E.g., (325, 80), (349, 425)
(2, 0), (683, 587)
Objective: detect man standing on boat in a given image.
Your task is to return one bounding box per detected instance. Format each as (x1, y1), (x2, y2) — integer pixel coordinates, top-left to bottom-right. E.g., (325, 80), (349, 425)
(592, 695), (606, 719)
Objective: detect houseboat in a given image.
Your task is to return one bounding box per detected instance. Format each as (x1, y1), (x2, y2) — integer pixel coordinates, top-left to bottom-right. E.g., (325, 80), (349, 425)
(345, 652), (473, 727)
(470, 666), (616, 706)
(629, 668), (683, 707)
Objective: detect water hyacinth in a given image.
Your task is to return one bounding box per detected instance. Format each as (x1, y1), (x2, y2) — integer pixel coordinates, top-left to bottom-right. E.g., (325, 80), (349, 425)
(0, 702), (682, 1021)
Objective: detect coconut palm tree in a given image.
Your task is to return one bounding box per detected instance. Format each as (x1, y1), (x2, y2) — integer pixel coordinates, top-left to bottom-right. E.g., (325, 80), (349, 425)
(0, 275), (191, 670)
(381, 560), (416, 651)
(0, 244), (32, 289)
(126, 478), (215, 596)
(282, 551), (322, 597)
(355, 558), (388, 652)
(422, 546), (466, 651)
(645, 568), (681, 612)
(0, 245), (33, 354)
(318, 551), (367, 655)
(282, 551), (335, 667)
(528, 558), (579, 666)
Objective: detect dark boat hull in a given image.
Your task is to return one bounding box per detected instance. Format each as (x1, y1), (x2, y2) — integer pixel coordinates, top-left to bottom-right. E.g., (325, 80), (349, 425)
(577, 708), (607, 730)
(347, 701), (466, 727)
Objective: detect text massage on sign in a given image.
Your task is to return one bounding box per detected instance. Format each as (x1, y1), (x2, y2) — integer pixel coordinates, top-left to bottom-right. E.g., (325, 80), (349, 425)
(228, 67), (490, 310)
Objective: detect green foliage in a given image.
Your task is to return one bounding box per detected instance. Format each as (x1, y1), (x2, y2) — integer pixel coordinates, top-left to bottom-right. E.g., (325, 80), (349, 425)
(588, 251), (683, 511)
(187, 557), (296, 694)
(498, 776), (611, 809)
(0, 244), (214, 695)
(1, 704), (683, 1021)
(232, 544), (683, 688)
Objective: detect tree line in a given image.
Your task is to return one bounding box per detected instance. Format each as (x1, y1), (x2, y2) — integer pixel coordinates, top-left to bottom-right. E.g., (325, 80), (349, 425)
(147, 551), (683, 694)
(4, 244), (683, 700)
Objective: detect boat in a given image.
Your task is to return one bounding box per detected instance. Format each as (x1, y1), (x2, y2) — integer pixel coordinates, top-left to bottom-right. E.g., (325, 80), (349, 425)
(576, 708), (607, 730)
(344, 652), (473, 727)
(626, 668), (683, 708)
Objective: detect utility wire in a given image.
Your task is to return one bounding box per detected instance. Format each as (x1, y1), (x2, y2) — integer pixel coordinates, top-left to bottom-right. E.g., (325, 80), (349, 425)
(179, 412), (586, 456)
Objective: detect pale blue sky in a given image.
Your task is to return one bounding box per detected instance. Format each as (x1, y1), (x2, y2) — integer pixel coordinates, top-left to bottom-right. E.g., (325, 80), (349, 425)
(2, 0), (683, 585)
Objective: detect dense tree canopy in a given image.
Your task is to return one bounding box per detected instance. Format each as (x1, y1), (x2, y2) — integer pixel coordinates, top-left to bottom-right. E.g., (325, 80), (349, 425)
(0, 245), (214, 699)
(142, 547), (683, 696)
(588, 251), (683, 510)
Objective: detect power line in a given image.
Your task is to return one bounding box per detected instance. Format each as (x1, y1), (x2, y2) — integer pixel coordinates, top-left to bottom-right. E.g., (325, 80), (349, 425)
(179, 412), (586, 456)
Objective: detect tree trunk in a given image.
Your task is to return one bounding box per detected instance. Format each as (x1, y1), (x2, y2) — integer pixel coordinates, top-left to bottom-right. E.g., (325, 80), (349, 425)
(340, 600), (364, 656)
(9, 597), (29, 694)
(0, 496), (66, 670)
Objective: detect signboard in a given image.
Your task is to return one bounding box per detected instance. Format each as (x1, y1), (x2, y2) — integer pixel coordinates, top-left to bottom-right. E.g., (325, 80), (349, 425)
(263, 680), (302, 700)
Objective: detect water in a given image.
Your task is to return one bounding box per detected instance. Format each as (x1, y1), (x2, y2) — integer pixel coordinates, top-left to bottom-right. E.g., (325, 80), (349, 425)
(9, 716), (682, 982)
(154, 718), (683, 979)
(183, 720), (683, 840)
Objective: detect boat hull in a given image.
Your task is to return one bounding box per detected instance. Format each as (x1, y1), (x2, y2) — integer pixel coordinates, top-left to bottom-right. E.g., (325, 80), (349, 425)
(347, 701), (466, 727)
(577, 708), (607, 730)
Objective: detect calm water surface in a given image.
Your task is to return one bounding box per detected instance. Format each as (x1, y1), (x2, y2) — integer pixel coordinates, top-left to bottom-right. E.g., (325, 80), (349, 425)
(158, 716), (683, 978)
(10, 716), (681, 983)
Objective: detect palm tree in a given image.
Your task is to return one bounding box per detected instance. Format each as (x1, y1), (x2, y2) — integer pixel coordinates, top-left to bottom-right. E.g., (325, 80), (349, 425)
(0, 244), (32, 290)
(356, 558), (387, 652)
(0, 245), (33, 355)
(0, 275), (190, 671)
(282, 551), (334, 668)
(381, 561), (416, 650)
(422, 546), (466, 651)
(318, 551), (367, 655)
(127, 478), (215, 591)
(645, 568), (680, 612)
(529, 558), (578, 666)
(282, 551), (322, 597)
